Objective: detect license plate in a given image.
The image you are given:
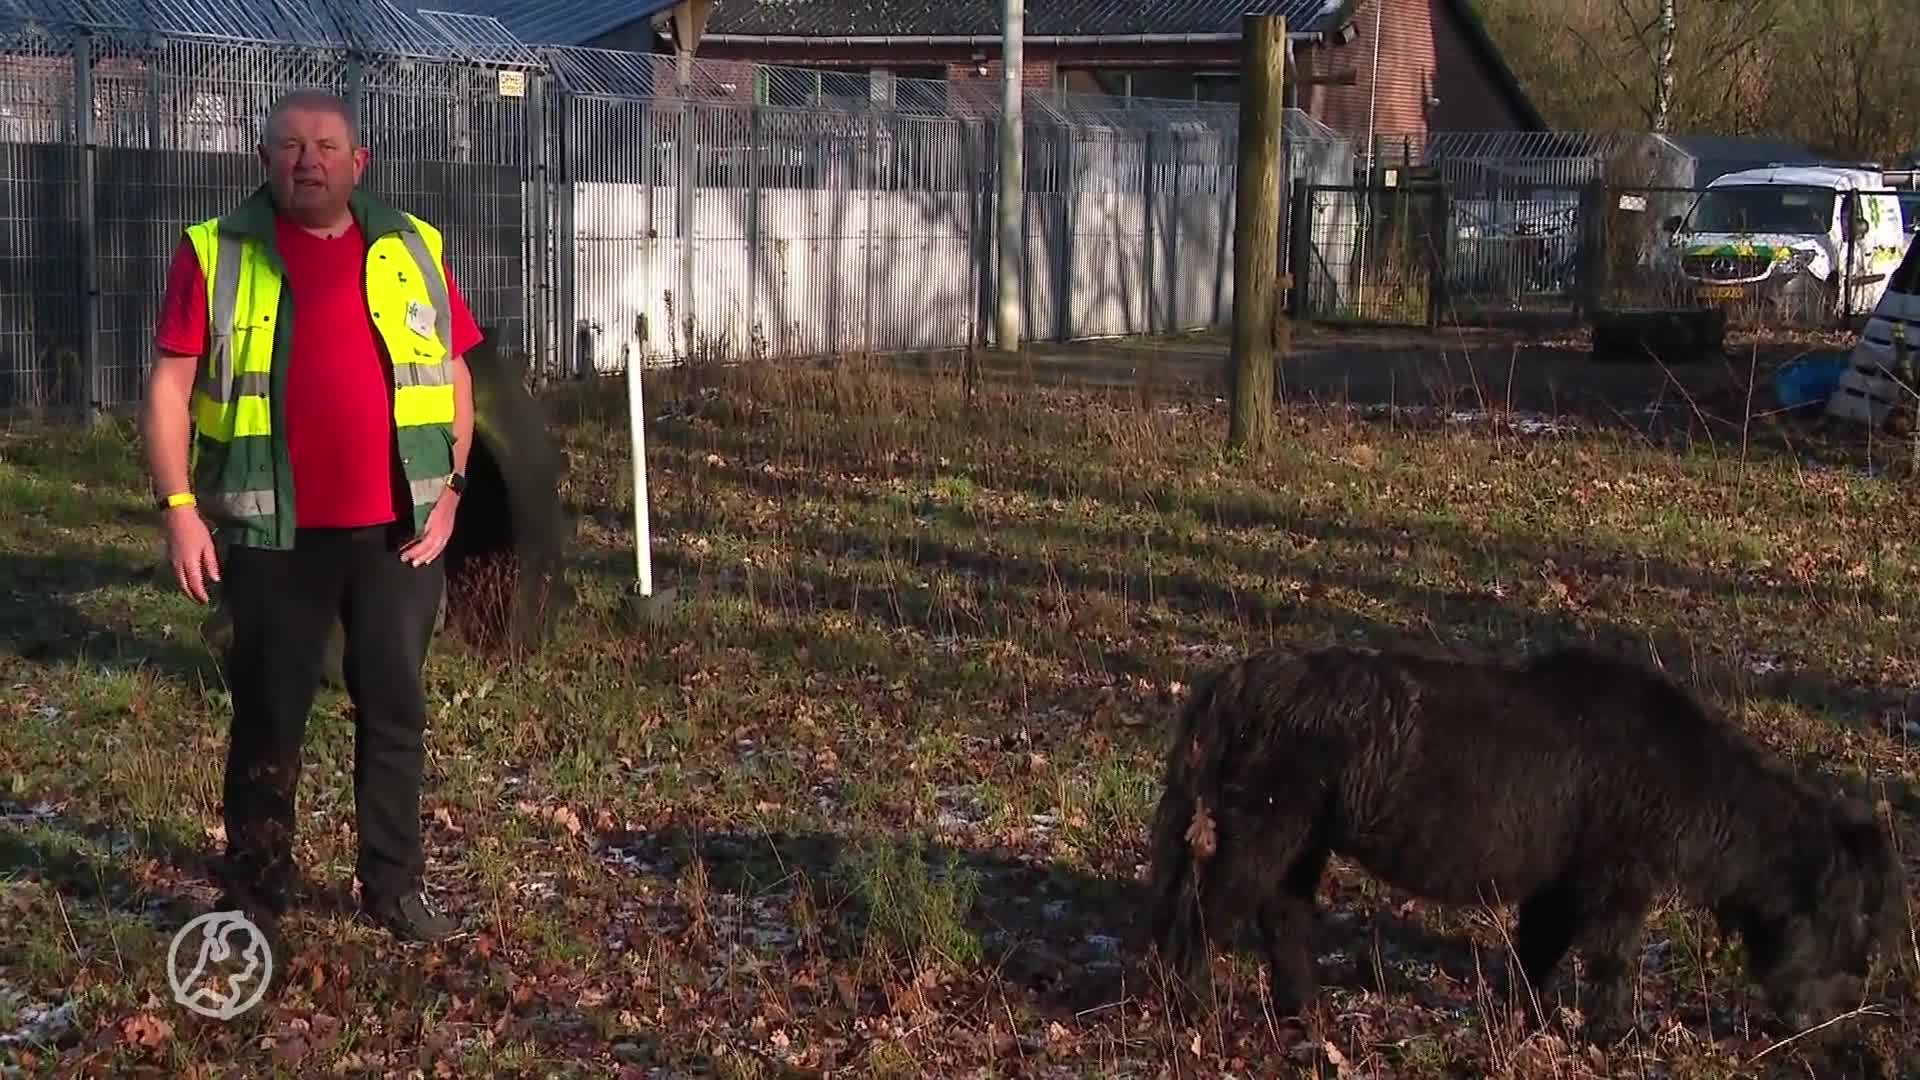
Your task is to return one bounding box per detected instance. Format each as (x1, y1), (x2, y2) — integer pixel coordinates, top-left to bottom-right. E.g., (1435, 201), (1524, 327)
(1698, 285), (1745, 302)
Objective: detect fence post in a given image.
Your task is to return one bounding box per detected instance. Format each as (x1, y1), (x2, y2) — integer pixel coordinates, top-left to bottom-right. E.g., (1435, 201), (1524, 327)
(1427, 184), (1450, 330)
(73, 30), (99, 422)
(1167, 129), (1183, 327)
(1143, 127), (1156, 334)
(528, 71), (552, 380)
(864, 108), (877, 354)
(1574, 180), (1605, 322)
(344, 55), (365, 130)
(676, 53), (696, 352)
(554, 88), (577, 378)
(1055, 126), (1072, 343)
(145, 59), (161, 151)
(1288, 179), (1312, 318)
(746, 102), (761, 356)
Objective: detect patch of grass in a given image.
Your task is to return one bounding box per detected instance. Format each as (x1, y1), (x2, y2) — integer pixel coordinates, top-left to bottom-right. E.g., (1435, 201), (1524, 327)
(3, 342), (1918, 1077)
(836, 836), (982, 976)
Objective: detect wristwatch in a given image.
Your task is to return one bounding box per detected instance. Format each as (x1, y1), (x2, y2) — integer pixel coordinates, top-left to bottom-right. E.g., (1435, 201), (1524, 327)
(447, 471), (467, 496)
(155, 491), (196, 511)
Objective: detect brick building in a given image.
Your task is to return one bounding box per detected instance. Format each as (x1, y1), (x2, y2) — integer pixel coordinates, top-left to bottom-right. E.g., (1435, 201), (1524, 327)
(431, 0), (1545, 144)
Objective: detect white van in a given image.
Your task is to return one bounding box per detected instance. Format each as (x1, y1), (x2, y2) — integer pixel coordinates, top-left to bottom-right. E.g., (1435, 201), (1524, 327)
(1657, 165), (1908, 319)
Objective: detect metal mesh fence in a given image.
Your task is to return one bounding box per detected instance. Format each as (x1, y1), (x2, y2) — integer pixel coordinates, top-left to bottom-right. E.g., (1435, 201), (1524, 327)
(1290, 174), (1920, 332)
(1, 3), (1345, 410)
(544, 46), (1258, 375)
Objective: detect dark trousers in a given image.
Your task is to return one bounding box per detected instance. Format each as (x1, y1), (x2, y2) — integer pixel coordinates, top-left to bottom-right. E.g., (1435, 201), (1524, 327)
(216, 523), (444, 913)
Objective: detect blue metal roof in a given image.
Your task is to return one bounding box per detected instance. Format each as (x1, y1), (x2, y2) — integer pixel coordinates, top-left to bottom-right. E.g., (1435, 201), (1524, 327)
(399, 0), (681, 47)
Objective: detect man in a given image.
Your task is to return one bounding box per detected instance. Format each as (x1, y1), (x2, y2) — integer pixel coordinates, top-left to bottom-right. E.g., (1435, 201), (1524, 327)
(138, 88), (484, 945)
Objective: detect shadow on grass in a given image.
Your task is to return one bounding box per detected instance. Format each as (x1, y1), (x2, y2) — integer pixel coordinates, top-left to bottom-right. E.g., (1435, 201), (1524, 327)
(0, 550), (224, 687)
(590, 824), (1499, 1019)
(871, 334), (1870, 468)
(0, 806), (213, 929)
(606, 469), (1904, 746)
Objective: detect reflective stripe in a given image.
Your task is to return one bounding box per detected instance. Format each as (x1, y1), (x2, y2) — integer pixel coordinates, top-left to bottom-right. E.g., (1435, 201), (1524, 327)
(397, 228), (453, 351)
(409, 474), (448, 507)
(198, 371), (272, 405)
(394, 357), (453, 390)
(199, 230), (247, 405)
(205, 487), (277, 520)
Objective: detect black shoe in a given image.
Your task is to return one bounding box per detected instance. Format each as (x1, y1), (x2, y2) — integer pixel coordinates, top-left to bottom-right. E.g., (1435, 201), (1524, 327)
(207, 891), (287, 967)
(360, 888), (459, 943)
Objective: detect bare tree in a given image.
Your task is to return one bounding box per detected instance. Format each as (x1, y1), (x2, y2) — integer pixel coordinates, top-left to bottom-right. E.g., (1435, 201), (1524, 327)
(1776, 0), (1920, 162)
(1653, 0), (1675, 132)
(1556, 0), (1783, 132)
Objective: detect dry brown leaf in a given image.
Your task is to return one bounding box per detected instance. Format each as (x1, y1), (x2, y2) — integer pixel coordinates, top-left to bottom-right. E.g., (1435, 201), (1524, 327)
(1185, 800), (1218, 859)
(118, 1012), (174, 1048)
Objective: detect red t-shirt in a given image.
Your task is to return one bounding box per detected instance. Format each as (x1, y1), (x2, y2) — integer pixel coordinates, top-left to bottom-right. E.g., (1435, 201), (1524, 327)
(155, 216), (484, 530)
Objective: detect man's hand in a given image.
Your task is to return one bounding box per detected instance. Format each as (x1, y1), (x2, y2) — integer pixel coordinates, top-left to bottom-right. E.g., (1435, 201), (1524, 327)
(399, 487), (459, 567)
(164, 504), (222, 604)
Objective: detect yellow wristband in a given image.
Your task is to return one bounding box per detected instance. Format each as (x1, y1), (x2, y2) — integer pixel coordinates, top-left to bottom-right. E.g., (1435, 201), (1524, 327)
(163, 492), (196, 509)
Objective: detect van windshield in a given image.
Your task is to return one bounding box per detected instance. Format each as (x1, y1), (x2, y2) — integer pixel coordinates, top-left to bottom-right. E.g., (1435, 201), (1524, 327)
(1684, 185), (1835, 236)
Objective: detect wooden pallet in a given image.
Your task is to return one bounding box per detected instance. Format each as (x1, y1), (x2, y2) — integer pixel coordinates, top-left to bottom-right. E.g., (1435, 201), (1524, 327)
(1826, 352), (1914, 426)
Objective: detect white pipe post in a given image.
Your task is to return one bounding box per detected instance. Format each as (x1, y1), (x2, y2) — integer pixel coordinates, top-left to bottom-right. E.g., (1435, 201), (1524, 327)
(995, 0), (1023, 352)
(629, 354), (653, 597)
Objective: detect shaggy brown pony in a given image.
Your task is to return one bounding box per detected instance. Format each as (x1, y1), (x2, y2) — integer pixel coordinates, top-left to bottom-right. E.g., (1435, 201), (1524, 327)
(1145, 642), (1911, 1040)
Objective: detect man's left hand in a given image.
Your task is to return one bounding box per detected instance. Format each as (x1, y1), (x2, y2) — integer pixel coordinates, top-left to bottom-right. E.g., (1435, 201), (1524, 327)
(400, 489), (460, 567)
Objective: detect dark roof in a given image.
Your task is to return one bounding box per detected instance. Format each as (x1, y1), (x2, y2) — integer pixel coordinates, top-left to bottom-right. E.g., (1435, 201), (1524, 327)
(701, 0), (1349, 38)
(396, 0), (682, 49)
(1435, 0), (1546, 131)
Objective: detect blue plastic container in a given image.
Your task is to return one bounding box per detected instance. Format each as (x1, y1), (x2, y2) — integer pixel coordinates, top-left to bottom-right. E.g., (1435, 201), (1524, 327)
(1772, 352), (1851, 412)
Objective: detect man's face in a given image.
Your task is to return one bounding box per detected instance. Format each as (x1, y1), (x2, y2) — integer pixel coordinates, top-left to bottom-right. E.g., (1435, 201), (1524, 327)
(258, 106), (368, 220)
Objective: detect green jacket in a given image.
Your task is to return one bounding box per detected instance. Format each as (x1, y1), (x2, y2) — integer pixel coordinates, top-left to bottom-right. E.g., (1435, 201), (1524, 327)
(183, 184), (459, 550)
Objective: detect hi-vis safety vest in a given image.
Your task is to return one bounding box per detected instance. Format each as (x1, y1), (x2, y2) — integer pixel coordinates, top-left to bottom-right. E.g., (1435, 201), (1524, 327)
(184, 185), (458, 550)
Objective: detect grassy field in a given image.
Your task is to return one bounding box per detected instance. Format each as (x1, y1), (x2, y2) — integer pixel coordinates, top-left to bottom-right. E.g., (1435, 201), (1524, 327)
(2, 341), (1918, 1078)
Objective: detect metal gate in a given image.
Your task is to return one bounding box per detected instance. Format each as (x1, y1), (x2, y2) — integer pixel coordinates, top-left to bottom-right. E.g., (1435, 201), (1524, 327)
(1295, 183), (1445, 326)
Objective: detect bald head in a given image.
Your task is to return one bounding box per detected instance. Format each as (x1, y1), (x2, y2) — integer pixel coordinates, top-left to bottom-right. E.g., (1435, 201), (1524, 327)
(257, 89), (369, 232)
(261, 89), (358, 149)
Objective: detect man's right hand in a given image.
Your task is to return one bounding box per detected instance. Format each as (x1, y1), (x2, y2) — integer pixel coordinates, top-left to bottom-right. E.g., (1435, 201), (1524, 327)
(164, 505), (222, 604)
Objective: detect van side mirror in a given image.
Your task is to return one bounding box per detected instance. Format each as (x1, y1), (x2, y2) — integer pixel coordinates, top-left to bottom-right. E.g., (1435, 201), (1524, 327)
(1662, 215), (1683, 233)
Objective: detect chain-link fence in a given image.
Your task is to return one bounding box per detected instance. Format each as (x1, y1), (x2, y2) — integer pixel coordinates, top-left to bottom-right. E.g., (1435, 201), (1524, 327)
(543, 46), (1259, 377)
(1290, 176), (1920, 332)
(2, 3), (1331, 413)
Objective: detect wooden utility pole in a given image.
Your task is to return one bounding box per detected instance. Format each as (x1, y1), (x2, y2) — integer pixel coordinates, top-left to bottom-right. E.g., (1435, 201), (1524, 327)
(995, 0), (1024, 353)
(1229, 14), (1285, 453)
